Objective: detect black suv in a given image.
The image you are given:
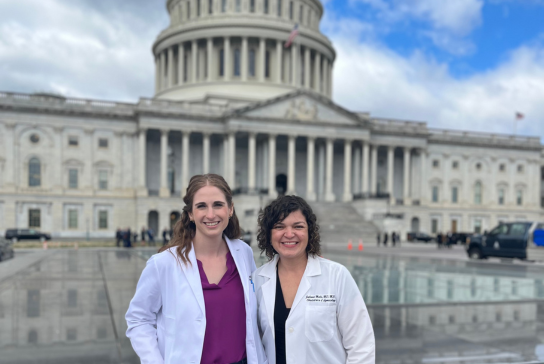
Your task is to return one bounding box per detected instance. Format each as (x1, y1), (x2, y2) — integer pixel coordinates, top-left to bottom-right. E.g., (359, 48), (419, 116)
(407, 232), (434, 243)
(0, 237), (14, 262)
(5, 229), (51, 243)
(466, 222), (533, 260)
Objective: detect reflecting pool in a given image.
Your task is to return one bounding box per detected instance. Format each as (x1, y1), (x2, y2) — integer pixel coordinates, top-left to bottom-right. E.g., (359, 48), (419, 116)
(1, 248), (543, 364)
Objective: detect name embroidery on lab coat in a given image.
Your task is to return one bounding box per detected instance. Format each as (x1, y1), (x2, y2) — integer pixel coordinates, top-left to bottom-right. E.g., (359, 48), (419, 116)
(305, 294), (336, 303)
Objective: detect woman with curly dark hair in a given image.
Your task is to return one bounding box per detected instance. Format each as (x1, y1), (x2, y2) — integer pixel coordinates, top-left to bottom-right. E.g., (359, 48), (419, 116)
(252, 195), (375, 364)
(126, 174), (267, 364)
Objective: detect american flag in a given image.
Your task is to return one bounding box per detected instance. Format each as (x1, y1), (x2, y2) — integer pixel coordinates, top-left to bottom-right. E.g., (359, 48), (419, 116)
(515, 112), (524, 120)
(284, 24), (299, 48)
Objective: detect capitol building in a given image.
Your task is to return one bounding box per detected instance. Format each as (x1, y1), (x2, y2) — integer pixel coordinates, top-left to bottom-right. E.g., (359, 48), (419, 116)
(0, 0), (542, 240)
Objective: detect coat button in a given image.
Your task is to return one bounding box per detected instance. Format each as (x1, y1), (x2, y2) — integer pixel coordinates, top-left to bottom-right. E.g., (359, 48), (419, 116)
(288, 327), (294, 333)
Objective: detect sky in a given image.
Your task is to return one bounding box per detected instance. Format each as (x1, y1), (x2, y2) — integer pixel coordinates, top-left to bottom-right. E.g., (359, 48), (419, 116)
(0, 0), (543, 138)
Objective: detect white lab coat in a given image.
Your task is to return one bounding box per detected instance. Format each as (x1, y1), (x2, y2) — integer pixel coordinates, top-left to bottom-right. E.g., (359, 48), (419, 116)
(125, 237), (268, 364)
(252, 255), (375, 364)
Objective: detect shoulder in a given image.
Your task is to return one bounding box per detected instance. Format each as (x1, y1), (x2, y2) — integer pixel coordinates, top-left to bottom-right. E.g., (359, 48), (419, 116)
(315, 256), (351, 279)
(147, 247), (181, 270)
(229, 238), (253, 258)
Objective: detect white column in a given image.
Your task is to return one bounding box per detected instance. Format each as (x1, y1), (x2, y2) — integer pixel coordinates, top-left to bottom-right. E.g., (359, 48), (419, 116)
(228, 132), (236, 187)
(322, 58), (328, 96)
(168, 46), (175, 88)
(291, 43), (298, 86)
(325, 138), (335, 202)
(4, 124), (15, 190)
(328, 60), (333, 97)
(178, 43), (185, 85)
(155, 56), (160, 93)
(314, 52), (321, 92)
(420, 150), (428, 204)
(224, 37), (231, 81)
(362, 141), (369, 195)
(160, 130), (170, 197)
(241, 36), (248, 81)
(191, 40), (198, 82)
(159, 51), (166, 90)
(304, 46), (311, 89)
(403, 147), (411, 204)
(370, 144), (378, 195)
(306, 137), (316, 201)
(181, 131), (190, 197)
(202, 133), (210, 174)
(248, 132), (256, 192)
(268, 134), (277, 198)
(138, 129), (147, 195)
(387, 146), (394, 202)
(222, 135), (229, 178)
(207, 38), (213, 82)
(259, 37), (266, 82)
(276, 40), (283, 83)
(343, 139), (353, 202)
(287, 135), (296, 195)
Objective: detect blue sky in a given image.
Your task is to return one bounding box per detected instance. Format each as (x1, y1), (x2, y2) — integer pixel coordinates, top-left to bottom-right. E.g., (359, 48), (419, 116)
(0, 0), (543, 138)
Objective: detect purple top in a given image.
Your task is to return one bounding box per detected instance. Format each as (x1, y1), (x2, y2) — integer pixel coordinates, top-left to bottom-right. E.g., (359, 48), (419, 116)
(197, 252), (247, 364)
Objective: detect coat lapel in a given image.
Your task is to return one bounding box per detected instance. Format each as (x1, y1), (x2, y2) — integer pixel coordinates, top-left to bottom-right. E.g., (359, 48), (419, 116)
(259, 255), (279, 337)
(179, 246), (206, 315)
(225, 237), (249, 303)
(290, 256), (321, 313)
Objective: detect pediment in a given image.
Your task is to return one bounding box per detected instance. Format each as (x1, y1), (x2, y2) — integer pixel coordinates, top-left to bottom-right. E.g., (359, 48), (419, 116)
(234, 91), (364, 126)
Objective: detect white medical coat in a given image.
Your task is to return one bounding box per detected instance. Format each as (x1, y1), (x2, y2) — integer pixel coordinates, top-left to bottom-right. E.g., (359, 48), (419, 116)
(252, 255), (375, 364)
(125, 237), (268, 364)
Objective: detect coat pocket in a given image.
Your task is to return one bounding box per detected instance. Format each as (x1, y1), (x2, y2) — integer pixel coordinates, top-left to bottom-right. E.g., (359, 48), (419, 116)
(304, 306), (336, 342)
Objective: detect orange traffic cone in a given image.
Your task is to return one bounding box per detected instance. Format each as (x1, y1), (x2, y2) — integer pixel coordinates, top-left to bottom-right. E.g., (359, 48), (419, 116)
(43, 240), (48, 250)
(347, 239), (353, 250)
(358, 239), (364, 251)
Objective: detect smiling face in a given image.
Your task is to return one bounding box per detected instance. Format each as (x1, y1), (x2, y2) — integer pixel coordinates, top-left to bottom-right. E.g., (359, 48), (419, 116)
(189, 185), (233, 242)
(270, 210), (309, 262)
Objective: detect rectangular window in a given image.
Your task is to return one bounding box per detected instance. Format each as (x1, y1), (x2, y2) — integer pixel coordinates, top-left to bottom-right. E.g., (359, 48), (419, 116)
(68, 169), (78, 189)
(474, 219), (482, 234)
(67, 289), (78, 308)
(27, 290), (40, 318)
(235, 0), (241, 12)
(209, 0), (213, 14)
(197, 0), (201, 15)
(66, 328), (77, 341)
(517, 190), (523, 205)
(219, 49), (225, 76)
(98, 138), (108, 148)
(452, 161), (459, 169)
(277, 0), (282, 16)
(68, 136), (79, 146)
(249, 49), (256, 77)
(432, 186), (439, 203)
(187, 1), (191, 18)
(447, 280), (454, 299)
(431, 219), (438, 234)
(451, 186), (458, 203)
(98, 210), (108, 229)
(432, 160), (439, 168)
(222, 0), (226, 12)
(68, 209), (78, 229)
(264, 0), (269, 14)
(265, 50), (270, 78)
(234, 49), (241, 76)
(250, 0), (255, 12)
(499, 164), (505, 172)
(289, 1), (293, 19)
(308, 8), (311, 26)
(498, 188), (505, 205)
(517, 165), (524, 173)
(299, 4), (303, 22)
(29, 209), (41, 228)
(98, 170), (108, 190)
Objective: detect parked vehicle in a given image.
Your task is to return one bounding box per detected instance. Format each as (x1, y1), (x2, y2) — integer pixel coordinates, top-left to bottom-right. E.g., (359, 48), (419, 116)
(0, 237), (15, 262)
(406, 232), (434, 243)
(4, 229), (51, 243)
(241, 230), (252, 246)
(465, 222), (540, 260)
(449, 232), (473, 245)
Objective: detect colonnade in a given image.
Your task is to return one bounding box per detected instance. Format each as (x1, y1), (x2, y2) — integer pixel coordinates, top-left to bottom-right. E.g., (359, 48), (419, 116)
(155, 37), (333, 97)
(139, 128), (420, 203)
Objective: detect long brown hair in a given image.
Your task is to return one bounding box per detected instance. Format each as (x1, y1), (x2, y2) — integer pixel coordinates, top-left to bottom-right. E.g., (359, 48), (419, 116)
(158, 174), (241, 265)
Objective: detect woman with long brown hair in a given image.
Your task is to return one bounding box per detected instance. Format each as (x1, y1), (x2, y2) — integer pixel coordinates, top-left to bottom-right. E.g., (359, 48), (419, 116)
(126, 174), (267, 364)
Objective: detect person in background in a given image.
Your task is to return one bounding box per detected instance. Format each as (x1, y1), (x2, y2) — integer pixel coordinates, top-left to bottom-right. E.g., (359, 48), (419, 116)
(147, 228), (155, 246)
(436, 232), (443, 249)
(376, 232), (381, 247)
(140, 226), (146, 246)
(162, 228), (169, 246)
(115, 228), (122, 248)
(391, 232), (397, 247)
(253, 195), (375, 364)
(383, 232), (389, 247)
(126, 174), (266, 364)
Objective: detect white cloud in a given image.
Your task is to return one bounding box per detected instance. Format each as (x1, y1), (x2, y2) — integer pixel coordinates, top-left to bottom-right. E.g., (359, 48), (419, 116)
(329, 25), (544, 138)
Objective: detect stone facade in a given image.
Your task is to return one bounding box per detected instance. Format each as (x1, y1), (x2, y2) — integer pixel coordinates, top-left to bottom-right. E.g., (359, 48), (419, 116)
(0, 0), (543, 238)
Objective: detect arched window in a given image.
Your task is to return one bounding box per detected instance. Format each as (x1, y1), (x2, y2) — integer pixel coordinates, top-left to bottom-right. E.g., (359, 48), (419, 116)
(474, 182), (482, 205)
(28, 157), (41, 187)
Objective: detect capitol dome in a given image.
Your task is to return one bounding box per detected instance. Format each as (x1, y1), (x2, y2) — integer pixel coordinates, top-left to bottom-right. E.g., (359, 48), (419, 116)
(153, 0), (335, 104)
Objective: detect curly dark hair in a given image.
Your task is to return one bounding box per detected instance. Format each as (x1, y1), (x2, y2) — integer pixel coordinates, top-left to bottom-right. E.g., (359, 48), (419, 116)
(257, 195), (320, 261)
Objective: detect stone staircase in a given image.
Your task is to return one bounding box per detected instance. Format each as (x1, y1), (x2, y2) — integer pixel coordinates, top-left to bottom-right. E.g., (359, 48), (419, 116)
(309, 202), (379, 249)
